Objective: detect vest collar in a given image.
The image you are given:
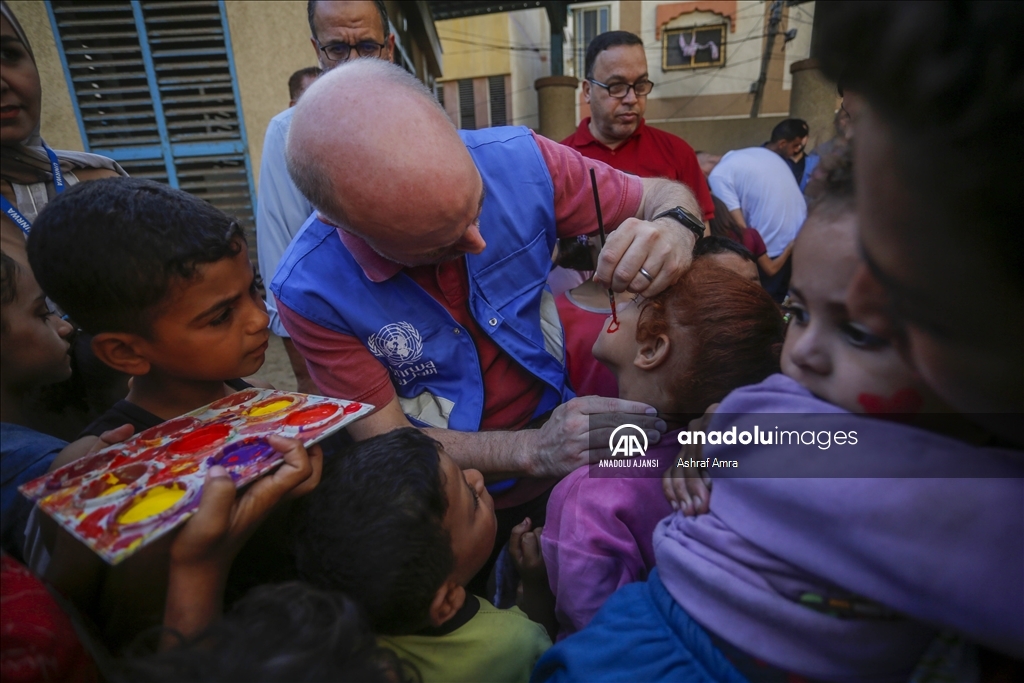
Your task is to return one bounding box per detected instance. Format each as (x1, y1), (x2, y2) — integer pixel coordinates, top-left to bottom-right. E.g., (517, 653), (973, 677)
(322, 214), (404, 283)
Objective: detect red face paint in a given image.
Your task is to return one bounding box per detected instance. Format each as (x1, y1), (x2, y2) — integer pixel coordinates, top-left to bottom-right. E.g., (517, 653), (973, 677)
(169, 423), (232, 454)
(606, 315), (620, 333)
(285, 403), (340, 426)
(858, 388), (924, 415)
(342, 402), (363, 415)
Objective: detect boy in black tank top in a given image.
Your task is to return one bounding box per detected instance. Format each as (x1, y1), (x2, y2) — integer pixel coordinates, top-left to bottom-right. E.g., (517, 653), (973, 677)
(25, 178), (282, 649)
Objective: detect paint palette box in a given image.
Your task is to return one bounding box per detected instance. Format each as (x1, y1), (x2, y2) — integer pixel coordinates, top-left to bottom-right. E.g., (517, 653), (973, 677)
(19, 389), (372, 565)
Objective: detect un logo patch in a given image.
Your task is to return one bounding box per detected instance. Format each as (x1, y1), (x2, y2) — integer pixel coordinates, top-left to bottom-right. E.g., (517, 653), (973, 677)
(367, 322), (424, 367)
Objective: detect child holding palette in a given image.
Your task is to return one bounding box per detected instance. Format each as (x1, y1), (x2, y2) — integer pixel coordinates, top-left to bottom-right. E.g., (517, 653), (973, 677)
(293, 428), (551, 683)
(26, 177), (271, 446)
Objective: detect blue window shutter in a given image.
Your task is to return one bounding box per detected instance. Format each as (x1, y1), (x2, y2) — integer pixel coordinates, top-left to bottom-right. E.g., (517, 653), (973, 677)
(47, 0), (256, 236)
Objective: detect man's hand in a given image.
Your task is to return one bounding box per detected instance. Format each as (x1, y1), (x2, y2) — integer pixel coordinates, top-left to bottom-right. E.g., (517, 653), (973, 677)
(594, 177), (700, 297)
(662, 404), (718, 516)
(525, 396), (667, 478)
(594, 215), (694, 297)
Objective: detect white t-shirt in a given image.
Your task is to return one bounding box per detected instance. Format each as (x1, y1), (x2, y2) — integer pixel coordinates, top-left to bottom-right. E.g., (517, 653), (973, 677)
(708, 147), (807, 257)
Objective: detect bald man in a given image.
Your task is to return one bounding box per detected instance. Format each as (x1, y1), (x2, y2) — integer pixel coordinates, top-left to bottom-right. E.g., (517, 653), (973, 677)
(272, 61), (702, 559)
(257, 1), (394, 393)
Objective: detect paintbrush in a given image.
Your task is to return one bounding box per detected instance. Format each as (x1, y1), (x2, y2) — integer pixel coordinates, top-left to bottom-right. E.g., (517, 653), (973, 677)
(589, 168), (619, 331)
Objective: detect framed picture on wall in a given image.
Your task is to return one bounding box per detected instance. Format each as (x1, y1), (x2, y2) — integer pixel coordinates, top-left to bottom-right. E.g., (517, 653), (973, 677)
(663, 24), (727, 70)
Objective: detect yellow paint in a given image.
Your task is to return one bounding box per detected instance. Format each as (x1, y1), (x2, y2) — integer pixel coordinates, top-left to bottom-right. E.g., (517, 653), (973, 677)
(99, 483), (127, 497)
(246, 398), (292, 417)
(117, 486), (185, 525)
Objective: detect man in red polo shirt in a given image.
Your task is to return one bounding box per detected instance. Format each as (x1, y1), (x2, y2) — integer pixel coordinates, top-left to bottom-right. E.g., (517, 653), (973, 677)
(562, 31), (714, 222)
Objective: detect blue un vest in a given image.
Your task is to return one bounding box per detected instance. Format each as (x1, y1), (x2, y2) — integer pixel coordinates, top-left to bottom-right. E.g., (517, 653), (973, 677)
(272, 126), (573, 432)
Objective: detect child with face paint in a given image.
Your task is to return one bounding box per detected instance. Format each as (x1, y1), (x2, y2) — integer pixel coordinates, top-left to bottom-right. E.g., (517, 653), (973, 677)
(527, 258), (784, 640)
(529, 151), (1023, 683)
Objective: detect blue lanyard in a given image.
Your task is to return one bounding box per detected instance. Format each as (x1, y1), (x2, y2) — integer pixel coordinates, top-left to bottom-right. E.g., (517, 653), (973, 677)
(1, 145), (65, 235)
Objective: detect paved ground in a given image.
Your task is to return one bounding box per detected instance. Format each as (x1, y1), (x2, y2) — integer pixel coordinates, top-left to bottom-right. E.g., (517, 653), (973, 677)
(251, 333), (299, 392)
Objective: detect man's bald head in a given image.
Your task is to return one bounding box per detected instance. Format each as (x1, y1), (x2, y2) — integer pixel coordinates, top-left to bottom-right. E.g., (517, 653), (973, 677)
(286, 60), (485, 266)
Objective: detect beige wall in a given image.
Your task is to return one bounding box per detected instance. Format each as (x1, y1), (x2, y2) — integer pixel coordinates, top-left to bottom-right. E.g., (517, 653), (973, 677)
(437, 14), (510, 81)
(6, 0), (83, 152)
(224, 1), (318, 187)
(650, 115), (785, 155)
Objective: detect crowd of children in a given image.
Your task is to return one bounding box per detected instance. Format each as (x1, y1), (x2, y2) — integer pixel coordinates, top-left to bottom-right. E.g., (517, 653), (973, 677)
(2, 1), (1022, 682)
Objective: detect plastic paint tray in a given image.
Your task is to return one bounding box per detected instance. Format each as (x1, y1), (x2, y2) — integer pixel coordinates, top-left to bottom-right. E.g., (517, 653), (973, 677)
(19, 390), (372, 564)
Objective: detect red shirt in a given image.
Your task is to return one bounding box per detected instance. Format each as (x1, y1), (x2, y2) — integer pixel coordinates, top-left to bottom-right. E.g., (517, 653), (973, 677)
(562, 117), (715, 221)
(278, 133), (643, 430)
(555, 292), (618, 399)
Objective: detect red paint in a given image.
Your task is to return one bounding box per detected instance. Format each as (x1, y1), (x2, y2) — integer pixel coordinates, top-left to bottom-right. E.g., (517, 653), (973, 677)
(78, 504), (115, 539)
(342, 402), (363, 415)
(78, 464), (148, 500)
(858, 388), (924, 415)
(46, 451), (116, 490)
(169, 423), (232, 454)
(208, 388), (261, 410)
(285, 403), (340, 425)
(606, 317), (620, 333)
(138, 416), (201, 442)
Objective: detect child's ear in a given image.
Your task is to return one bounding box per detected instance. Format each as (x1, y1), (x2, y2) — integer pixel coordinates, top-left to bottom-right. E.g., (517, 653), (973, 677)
(91, 333), (151, 376)
(634, 333), (671, 372)
(428, 580), (466, 627)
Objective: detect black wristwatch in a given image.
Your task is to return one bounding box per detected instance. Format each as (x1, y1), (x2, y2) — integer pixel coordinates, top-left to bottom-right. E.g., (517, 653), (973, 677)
(652, 206), (704, 240)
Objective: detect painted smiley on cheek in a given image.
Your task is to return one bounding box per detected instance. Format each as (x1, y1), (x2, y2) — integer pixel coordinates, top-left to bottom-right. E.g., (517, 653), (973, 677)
(858, 388), (925, 415)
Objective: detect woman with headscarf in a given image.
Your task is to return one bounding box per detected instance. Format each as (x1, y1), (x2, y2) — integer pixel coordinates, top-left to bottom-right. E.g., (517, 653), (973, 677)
(1, 0), (127, 257)
(2, 1), (130, 439)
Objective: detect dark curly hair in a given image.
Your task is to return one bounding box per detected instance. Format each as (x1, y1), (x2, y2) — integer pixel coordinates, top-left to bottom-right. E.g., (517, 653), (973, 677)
(27, 177), (245, 337)
(291, 428), (455, 635)
(120, 582), (419, 683)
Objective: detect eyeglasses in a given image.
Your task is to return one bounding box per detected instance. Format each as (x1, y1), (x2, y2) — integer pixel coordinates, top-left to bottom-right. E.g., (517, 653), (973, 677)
(317, 40), (387, 63)
(588, 78), (654, 98)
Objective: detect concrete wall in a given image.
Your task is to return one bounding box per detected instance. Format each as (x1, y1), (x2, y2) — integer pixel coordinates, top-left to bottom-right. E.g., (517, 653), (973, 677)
(508, 8), (550, 129)
(650, 114), (785, 154)
(6, 0), (83, 152)
(436, 14), (510, 80)
(224, 1), (317, 187)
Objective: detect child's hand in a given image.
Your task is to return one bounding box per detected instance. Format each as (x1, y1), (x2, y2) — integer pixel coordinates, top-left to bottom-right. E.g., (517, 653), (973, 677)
(510, 517), (547, 587)
(663, 404), (718, 516)
(510, 517), (557, 641)
(163, 436), (321, 646)
(170, 435), (322, 571)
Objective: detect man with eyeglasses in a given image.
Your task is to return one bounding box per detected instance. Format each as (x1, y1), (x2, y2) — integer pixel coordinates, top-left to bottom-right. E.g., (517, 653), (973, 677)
(257, 1), (393, 393)
(562, 31), (715, 224)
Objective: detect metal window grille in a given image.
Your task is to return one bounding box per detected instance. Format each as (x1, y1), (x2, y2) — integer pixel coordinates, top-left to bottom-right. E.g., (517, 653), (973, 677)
(488, 75), (506, 127)
(457, 79), (476, 130)
(47, 0), (256, 238)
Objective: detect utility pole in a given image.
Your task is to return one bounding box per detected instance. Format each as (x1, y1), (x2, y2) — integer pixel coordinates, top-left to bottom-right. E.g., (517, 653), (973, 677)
(750, 0), (783, 118)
